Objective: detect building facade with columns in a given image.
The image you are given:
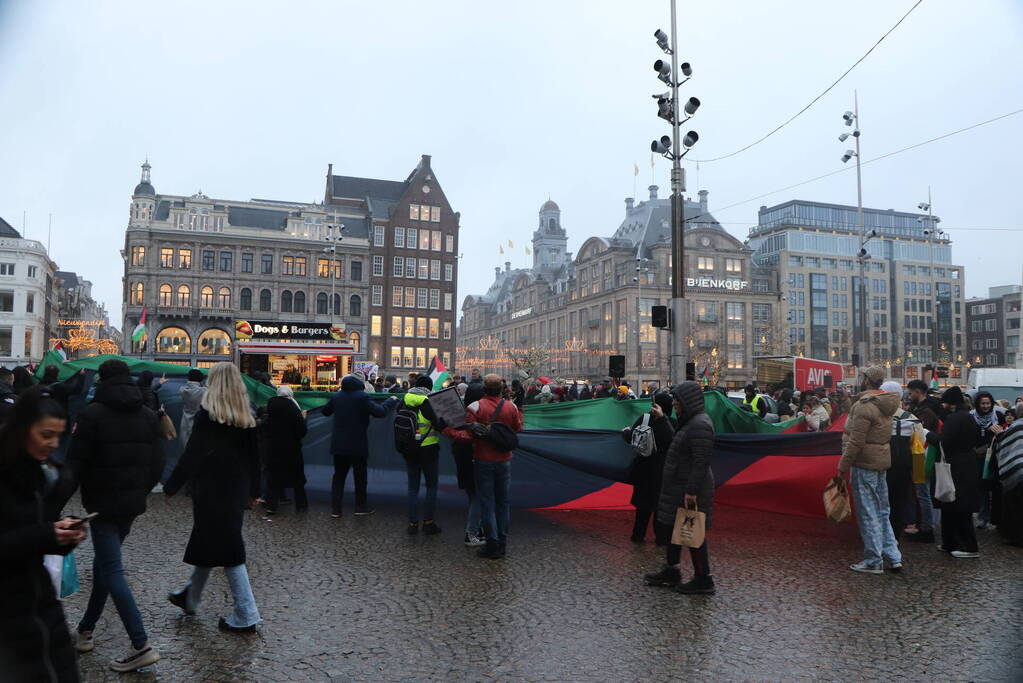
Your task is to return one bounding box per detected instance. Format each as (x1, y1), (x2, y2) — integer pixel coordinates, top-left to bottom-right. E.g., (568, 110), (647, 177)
(459, 187), (780, 388)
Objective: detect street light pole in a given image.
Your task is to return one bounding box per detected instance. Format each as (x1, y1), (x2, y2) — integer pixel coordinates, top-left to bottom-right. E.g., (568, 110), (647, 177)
(651, 0), (700, 386)
(839, 93), (871, 369)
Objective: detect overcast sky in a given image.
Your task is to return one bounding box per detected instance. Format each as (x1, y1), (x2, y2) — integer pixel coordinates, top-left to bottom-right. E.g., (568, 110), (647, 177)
(1, 0), (1021, 329)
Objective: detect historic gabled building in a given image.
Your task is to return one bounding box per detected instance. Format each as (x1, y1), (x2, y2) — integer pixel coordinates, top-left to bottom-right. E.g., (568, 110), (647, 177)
(459, 187), (781, 389)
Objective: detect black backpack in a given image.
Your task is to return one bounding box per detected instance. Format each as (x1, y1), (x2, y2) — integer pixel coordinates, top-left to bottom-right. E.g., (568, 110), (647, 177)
(394, 402), (427, 455)
(480, 399), (519, 452)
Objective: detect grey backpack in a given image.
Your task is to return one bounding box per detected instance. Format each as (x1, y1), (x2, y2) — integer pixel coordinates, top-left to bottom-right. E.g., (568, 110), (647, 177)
(630, 413), (655, 458)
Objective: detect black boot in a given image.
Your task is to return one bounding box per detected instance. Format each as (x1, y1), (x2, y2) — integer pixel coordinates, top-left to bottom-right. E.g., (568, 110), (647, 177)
(643, 565), (681, 587)
(676, 575), (716, 595)
(477, 540), (503, 559)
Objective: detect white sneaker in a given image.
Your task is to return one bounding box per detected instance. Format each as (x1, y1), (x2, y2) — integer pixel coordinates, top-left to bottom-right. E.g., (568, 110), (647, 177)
(109, 643), (160, 672)
(849, 560), (883, 575)
(950, 550), (980, 559)
(151, 483), (164, 494)
(74, 630), (94, 653)
(463, 533), (486, 547)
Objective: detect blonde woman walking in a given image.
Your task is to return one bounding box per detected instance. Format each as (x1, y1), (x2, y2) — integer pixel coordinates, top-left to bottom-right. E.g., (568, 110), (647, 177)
(164, 362), (262, 632)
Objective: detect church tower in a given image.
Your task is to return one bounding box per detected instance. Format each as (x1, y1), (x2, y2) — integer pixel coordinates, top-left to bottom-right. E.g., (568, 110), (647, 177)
(532, 199), (568, 270)
(129, 159), (156, 227)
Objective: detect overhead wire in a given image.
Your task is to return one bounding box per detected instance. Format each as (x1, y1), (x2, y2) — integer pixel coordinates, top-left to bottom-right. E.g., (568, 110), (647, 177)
(688, 0), (925, 163)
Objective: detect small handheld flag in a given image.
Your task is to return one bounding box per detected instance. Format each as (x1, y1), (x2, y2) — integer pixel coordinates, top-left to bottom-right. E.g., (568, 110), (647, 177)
(53, 341), (67, 361)
(426, 355), (451, 391)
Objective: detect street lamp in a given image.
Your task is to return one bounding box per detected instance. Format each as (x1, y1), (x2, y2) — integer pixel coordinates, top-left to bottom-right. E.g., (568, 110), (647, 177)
(649, 2), (702, 386)
(918, 192), (945, 367)
(837, 93), (872, 368)
(633, 257), (652, 378)
(325, 217), (345, 326)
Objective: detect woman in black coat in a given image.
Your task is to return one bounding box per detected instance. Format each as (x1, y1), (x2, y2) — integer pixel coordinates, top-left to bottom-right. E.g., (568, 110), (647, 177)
(264, 385), (308, 514)
(644, 381), (716, 595)
(935, 386), (982, 557)
(165, 362), (262, 633)
(0, 387), (85, 682)
(621, 392), (676, 544)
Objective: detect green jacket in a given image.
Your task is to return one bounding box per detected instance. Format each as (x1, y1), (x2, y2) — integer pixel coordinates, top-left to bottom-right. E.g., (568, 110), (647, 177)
(403, 391), (439, 447)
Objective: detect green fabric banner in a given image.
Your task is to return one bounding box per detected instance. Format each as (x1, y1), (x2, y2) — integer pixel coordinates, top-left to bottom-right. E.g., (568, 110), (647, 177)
(33, 353), (802, 434)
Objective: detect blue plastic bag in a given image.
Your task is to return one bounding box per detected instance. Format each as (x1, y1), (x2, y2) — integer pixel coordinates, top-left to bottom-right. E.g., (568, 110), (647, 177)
(60, 552), (79, 598)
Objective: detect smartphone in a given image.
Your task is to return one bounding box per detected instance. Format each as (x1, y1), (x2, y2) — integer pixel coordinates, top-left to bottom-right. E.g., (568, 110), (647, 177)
(68, 512), (99, 528)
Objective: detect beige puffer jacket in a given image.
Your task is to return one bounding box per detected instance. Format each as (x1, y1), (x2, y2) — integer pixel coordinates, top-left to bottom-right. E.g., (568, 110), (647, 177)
(838, 390), (901, 472)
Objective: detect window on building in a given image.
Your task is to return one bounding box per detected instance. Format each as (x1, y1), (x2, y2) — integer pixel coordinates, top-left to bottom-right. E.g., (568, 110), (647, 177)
(697, 257), (714, 272)
(430, 260), (441, 280)
(986, 339), (998, 349)
(393, 286), (404, 307)
(0, 290), (13, 312)
(416, 317), (427, 338)
(373, 225), (385, 247)
(406, 287), (416, 308)
(419, 229), (431, 251)
(198, 328), (231, 355)
(394, 227), (405, 248)
(349, 331), (361, 353)
(129, 282), (144, 305)
(445, 234), (454, 252)
(391, 346), (402, 367)
(219, 251), (232, 272)
(316, 292), (328, 315)
(431, 207), (441, 222)
(443, 292), (452, 311)
(350, 295), (362, 317)
(988, 353), (998, 366)
(402, 346), (413, 367)
(371, 315), (382, 336)
(409, 204), (420, 221)
(695, 301), (717, 323)
(174, 284), (189, 306)
(443, 321), (452, 340)
(406, 228), (418, 249)
(199, 286), (214, 308)
(23, 327), (32, 357)
(431, 231), (442, 251)
(403, 257), (415, 278)
(240, 288), (252, 310)
(333, 293), (342, 316)
(27, 266), (37, 279)
(403, 316), (415, 337)
(725, 258), (742, 274)
(241, 252), (253, 273)
(131, 246), (146, 266)
(371, 285), (382, 307)
(1009, 336), (1021, 348)
(0, 327), (10, 355)
(259, 289), (271, 311)
(726, 302), (743, 321)
(372, 256), (384, 277)
(160, 248), (174, 268)
(283, 256), (296, 275)
(217, 287), (231, 308)
(156, 327), (191, 354)
(201, 250), (214, 270)
(392, 316), (403, 337)
(418, 288), (429, 308)
(293, 291), (306, 313)
(428, 318), (439, 338)
(415, 347), (426, 368)
(985, 319), (997, 331)
(281, 290), (293, 312)
(444, 264), (453, 281)
(752, 303), (771, 322)
(351, 261), (362, 281)
(261, 254), (273, 274)
(429, 289), (440, 309)
(418, 259), (429, 280)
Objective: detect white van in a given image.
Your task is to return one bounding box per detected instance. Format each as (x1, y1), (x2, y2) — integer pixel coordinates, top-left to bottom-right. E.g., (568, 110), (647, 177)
(967, 368), (1023, 403)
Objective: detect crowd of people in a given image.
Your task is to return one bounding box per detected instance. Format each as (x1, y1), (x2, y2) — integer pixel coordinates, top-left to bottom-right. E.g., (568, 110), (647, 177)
(2, 358), (1021, 680)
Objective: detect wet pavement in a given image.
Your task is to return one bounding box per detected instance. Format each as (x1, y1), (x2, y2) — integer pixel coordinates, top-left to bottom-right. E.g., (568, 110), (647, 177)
(64, 494), (1022, 681)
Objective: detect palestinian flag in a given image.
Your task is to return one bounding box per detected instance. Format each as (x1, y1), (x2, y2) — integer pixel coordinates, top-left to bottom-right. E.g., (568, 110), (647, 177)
(131, 307), (148, 344)
(427, 355), (451, 391)
(53, 341), (67, 361)
(700, 365), (710, 385)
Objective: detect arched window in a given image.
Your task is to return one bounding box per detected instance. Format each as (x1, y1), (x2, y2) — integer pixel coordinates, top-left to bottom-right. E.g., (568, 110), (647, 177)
(177, 284), (191, 306)
(155, 326), (191, 354)
(218, 287), (231, 308)
(333, 293), (342, 316)
(349, 294), (362, 317)
(549, 218), (556, 230)
(316, 292), (328, 315)
(281, 290), (293, 313)
(200, 286), (215, 308)
(131, 282), (144, 305)
(198, 328), (232, 355)
(294, 291), (306, 313)
(240, 288), (252, 311)
(259, 289), (272, 311)
(349, 331), (361, 353)
(158, 284), (172, 306)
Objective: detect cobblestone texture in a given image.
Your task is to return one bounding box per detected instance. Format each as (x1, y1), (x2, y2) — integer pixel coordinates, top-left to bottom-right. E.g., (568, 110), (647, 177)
(63, 494), (1022, 681)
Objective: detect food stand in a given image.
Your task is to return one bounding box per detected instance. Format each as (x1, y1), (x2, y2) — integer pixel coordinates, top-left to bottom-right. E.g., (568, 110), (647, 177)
(233, 319), (357, 390)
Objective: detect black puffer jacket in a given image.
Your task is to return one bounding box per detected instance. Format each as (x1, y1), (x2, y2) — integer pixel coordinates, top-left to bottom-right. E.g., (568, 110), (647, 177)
(657, 382), (716, 529)
(67, 375), (163, 517)
(0, 455), (79, 682)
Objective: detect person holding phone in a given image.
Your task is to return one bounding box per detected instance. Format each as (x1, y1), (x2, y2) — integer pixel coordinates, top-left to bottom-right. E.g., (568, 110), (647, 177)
(621, 392), (676, 544)
(0, 386), (84, 681)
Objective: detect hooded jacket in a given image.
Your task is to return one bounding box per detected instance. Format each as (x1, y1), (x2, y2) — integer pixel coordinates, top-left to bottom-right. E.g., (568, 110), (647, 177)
(321, 374), (395, 457)
(656, 382), (715, 529)
(403, 387), (440, 448)
(67, 375), (163, 517)
(838, 390), (901, 472)
(178, 380), (207, 449)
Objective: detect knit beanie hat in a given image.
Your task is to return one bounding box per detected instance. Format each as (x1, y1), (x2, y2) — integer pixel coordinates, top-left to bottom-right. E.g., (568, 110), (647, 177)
(941, 385), (964, 405)
(861, 365), (886, 386)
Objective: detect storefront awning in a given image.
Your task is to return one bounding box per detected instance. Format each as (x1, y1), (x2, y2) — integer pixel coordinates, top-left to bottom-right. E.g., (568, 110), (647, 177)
(237, 341), (356, 356)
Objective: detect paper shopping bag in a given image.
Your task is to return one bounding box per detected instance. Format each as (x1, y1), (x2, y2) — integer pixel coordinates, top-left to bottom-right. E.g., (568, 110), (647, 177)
(671, 503), (706, 548)
(823, 475), (851, 522)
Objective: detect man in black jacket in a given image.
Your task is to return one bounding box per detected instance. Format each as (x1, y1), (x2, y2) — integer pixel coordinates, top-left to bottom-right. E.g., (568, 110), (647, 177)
(0, 367), (16, 427)
(68, 359), (164, 673)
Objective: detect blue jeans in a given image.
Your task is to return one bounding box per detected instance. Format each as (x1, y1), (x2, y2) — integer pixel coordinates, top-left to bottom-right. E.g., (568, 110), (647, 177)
(914, 482), (935, 532)
(182, 565), (261, 628)
(465, 491), (482, 536)
(406, 446), (439, 523)
(851, 467), (902, 566)
(475, 459), (511, 545)
(78, 516), (148, 649)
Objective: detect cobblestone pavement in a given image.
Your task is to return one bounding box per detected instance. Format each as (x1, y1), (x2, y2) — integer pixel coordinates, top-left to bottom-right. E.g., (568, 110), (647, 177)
(63, 493), (1022, 682)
